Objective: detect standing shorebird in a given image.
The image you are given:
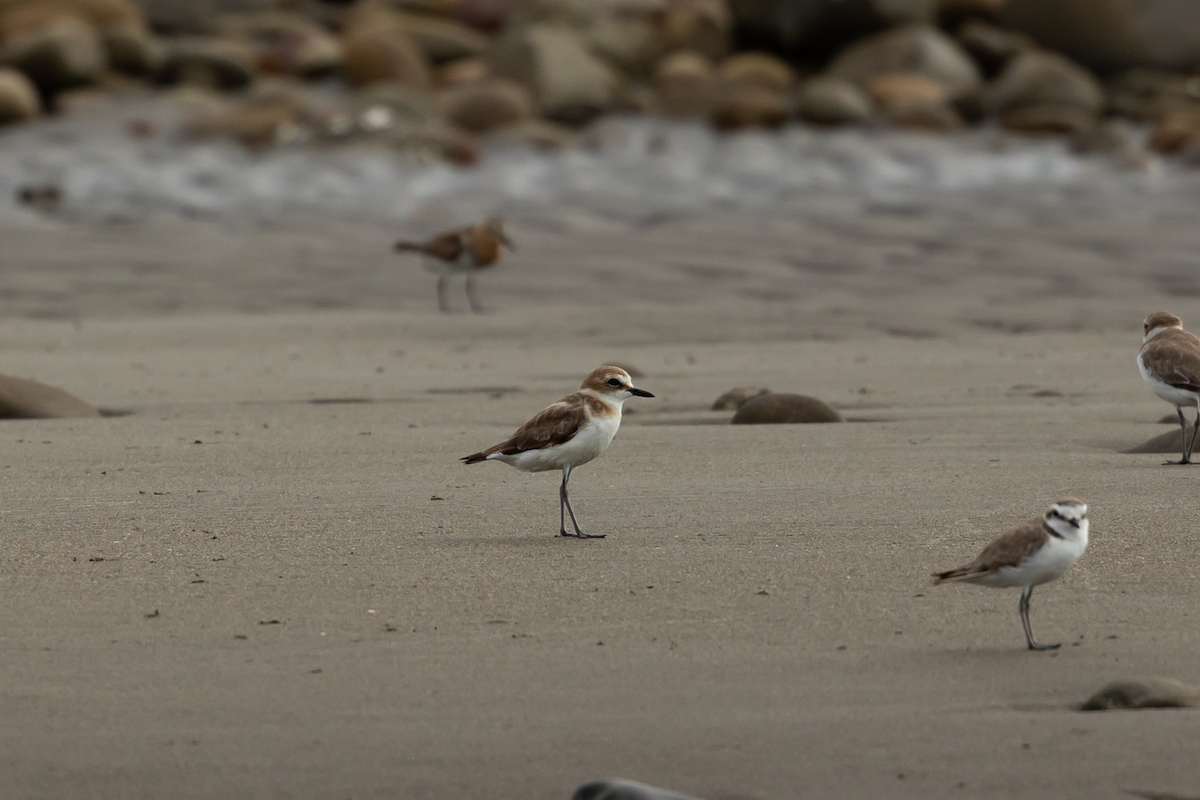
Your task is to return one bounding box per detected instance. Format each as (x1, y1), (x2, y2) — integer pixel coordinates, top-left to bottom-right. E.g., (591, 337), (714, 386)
(461, 366), (654, 538)
(933, 498), (1089, 651)
(393, 217), (513, 313)
(1138, 311), (1200, 465)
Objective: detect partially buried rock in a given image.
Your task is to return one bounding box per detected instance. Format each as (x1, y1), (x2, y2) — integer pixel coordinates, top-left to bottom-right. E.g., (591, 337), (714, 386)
(796, 76), (872, 126)
(731, 393), (843, 424)
(573, 778), (706, 800)
(661, 0), (731, 62)
(1122, 425), (1196, 454)
(0, 375), (100, 419)
(1001, 104), (1096, 136)
(712, 387), (770, 411)
(1080, 679), (1200, 711)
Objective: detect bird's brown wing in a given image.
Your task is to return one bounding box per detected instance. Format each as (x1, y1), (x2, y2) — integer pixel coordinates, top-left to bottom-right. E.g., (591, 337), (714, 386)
(933, 516), (1048, 583)
(396, 230), (464, 261)
(1150, 332), (1200, 393)
(461, 396), (584, 462)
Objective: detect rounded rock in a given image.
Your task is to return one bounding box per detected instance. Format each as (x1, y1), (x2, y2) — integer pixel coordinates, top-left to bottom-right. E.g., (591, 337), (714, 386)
(0, 375), (100, 419)
(341, 28), (431, 90)
(986, 49), (1104, 116)
(796, 76), (872, 125)
(712, 387), (770, 411)
(730, 393), (843, 424)
(438, 76), (534, 133)
(827, 24), (981, 99)
(718, 51), (796, 93)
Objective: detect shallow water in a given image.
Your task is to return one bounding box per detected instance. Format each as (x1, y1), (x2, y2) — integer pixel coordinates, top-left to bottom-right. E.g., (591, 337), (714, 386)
(0, 96), (1195, 225)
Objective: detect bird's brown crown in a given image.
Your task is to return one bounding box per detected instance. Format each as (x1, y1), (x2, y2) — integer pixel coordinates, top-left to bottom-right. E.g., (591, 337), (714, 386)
(580, 366), (634, 394)
(1144, 311), (1183, 334)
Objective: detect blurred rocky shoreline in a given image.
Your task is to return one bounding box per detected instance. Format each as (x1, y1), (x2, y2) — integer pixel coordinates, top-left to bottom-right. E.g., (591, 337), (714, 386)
(2, 0), (1200, 221)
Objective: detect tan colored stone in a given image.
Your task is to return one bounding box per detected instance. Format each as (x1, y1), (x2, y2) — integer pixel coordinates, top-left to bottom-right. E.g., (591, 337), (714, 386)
(827, 24), (981, 99)
(796, 75), (872, 125)
(731, 393), (843, 424)
(867, 71), (948, 105)
(718, 51), (795, 93)
(0, 374), (100, 419)
(0, 65), (40, 122)
(341, 27), (431, 90)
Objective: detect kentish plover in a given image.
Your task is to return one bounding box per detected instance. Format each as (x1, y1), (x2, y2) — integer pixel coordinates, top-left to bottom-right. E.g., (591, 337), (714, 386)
(1138, 311), (1200, 465)
(462, 366), (654, 538)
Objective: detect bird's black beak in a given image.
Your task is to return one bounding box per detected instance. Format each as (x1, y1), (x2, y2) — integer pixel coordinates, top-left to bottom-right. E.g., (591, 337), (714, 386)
(629, 387), (654, 398)
(1067, 518), (1080, 529)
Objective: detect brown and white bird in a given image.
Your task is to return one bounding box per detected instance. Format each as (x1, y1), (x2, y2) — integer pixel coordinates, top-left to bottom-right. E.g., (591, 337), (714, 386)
(934, 498), (1089, 651)
(1138, 311), (1200, 465)
(393, 217), (513, 313)
(461, 366), (654, 538)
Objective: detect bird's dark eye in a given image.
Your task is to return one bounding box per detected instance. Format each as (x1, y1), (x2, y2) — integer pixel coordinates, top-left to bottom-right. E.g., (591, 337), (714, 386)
(607, 378), (621, 387)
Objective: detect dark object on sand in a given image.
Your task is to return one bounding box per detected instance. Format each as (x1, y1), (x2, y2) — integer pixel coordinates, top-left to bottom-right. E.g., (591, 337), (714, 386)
(0, 374), (100, 419)
(1122, 425), (1196, 454)
(712, 386), (770, 410)
(573, 778), (706, 800)
(1080, 679), (1199, 711)
(730, 392), (842, 424)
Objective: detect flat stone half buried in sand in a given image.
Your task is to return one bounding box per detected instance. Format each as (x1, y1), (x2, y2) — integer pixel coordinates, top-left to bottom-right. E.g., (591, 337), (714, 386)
(1122, 424), (1195, 453)
(730, 392), (843, 424)
(1080, 679), (1200, 711)
(0, 374), (100, 419)
(572, 777), (707, 800)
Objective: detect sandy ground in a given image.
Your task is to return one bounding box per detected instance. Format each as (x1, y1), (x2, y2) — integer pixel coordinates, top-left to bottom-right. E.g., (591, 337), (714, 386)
(1, 187), (1199, 800)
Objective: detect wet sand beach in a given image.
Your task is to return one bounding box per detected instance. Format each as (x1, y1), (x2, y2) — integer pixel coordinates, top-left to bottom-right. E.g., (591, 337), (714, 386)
(1, 175), (1199, 799)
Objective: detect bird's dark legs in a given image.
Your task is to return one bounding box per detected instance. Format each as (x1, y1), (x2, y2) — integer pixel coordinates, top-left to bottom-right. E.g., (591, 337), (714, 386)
(1019, 585), (1059, 651)
(465, 274), (484, 314)
(1164, 406), (1194, 465)
(1188, 404), (1200, 462)
(436, 272), (451, 313)
(558, 467), (603, 539)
